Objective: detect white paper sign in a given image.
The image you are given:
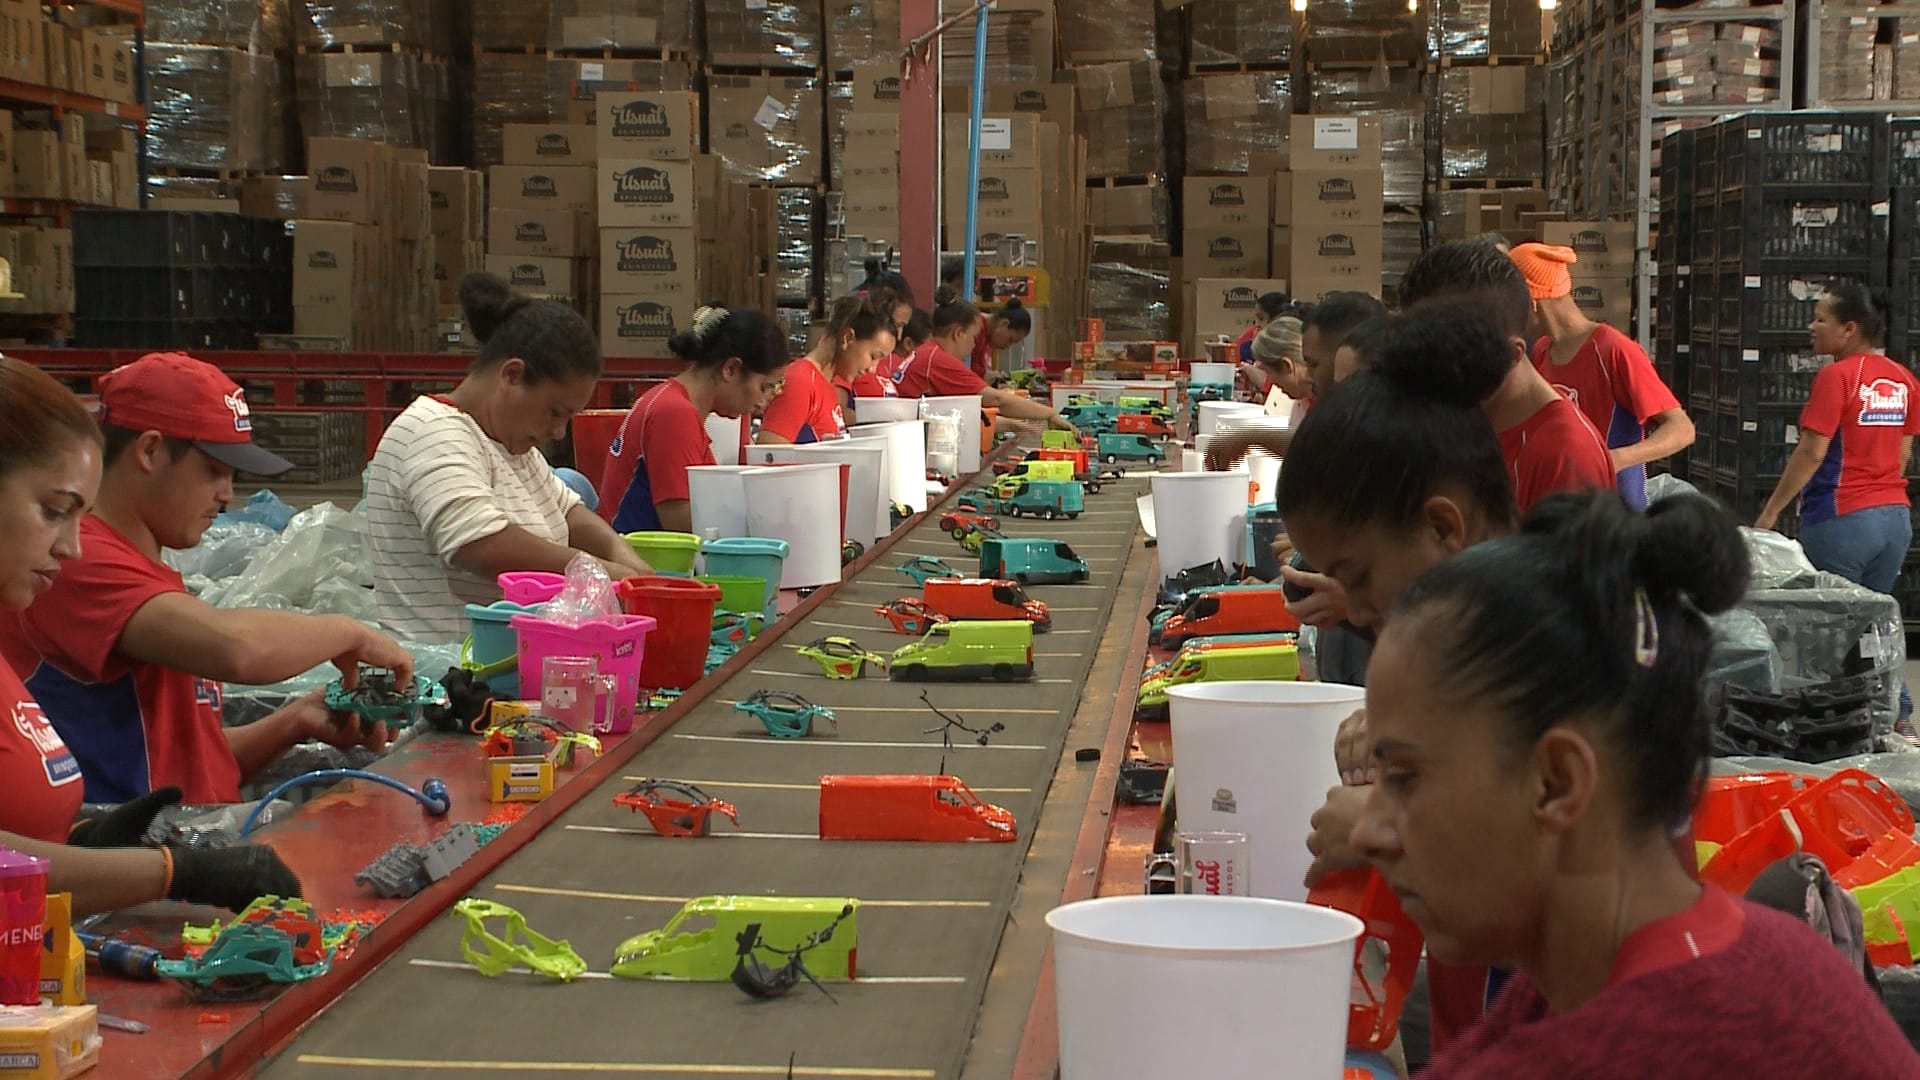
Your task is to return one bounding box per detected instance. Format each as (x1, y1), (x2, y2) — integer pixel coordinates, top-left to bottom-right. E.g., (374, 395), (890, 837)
(754, 96), (787, 130)
(979, 118), (1012, 151)
(1312, 118), (1359, 151)
(579, 62), (605, 81)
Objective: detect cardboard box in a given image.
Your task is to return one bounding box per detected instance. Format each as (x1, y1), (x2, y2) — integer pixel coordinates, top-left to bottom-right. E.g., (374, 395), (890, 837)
(292, 220), (362, 338)
(0, 110), (16, 198)
(1569, 277), (1633, 331)
(39, 893), (82, 1007)
(943, 165), (1043, 229)
(1290, 167), (1386, 227)
(598, 227), (698, 295)
(489, 165), (595, 214)
(12, 129), (59, 200)
(484, 254), (578, 298)
(600, 293), (697, 352)
(705, 73), (824, 183)
(846, 63), (903, 114)
(488, 207), (586, 257)
(1291, 225), (1384, 285)
(982, 82), (1077, 134)
(307, 138), (383, 223)
(434, 233), (484, 305)
(1190, 276), (1289, 339)
(1184, 175), (1271, 230)
(83, 27), (135, 103)
(389, 156), (431, 241)
(1182, 226), (1269, 278)
(943, 114), (1042, 171)
(1290, 116), (1385, 170)
(1270, 226), (1291, 278)
(1542, 221), (1638, 276)
(598, 158), (696, 228)
(486, 755), (554, 803)
(840, 113), (899, 171)
(44, 22), (66, 91)
(429, 166), (483, 239)
(596, 91), (698, 161)
(1271, 171), (1291, 225)
(1089, 182), (1167, 236)
(0, 1004), (98, 1080)
(502, 123), (597, 166)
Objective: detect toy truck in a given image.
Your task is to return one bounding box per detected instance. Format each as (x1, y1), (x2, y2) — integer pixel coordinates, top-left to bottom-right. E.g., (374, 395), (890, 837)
(1159, 584), (1298, 649)
(1118, 395), (1174, 420)
(1042, 429), (1082, 451)
(612, 896), (860, 981)
(1135, 639), (1300, 720)
(1060, 403), (1121, 431)
(889, 619), (1035, 681)
(1097, 433), (1165, 465)
(924, 577), (1051, 630)
(1115, 412), (1176, 440)
(994, 478), (1085, 520)
(995, 459), (1077, 490)
(981, 537), (1090, 584)
(818, 775), (1018, 842)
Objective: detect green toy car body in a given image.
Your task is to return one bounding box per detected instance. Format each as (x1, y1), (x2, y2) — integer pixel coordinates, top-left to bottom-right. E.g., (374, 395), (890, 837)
(612, 896), (860, 982)
(889, 619), (1036, 682)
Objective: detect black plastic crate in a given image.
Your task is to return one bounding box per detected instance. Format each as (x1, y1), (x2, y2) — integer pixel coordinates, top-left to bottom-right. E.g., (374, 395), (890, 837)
(1694, 465), (1797, 534)
(73, 209), (200, 269)
(1710, 407), (1795, 480)
(1707, 268), (1880, 339)
(1691, 124), (1722, 200)
(1716, 112), (1889, 193)
(74, 318), (256, 350)
(1689, 332), (1717, 407)
(1706, 190), (1886, 267)
(1891, 117), (1920, 189)
(1705, 336), (1826, 415)
(74, 265), (228, 320)
(1654, 269), (1689, 340)
(1655, 332), (1691, 405)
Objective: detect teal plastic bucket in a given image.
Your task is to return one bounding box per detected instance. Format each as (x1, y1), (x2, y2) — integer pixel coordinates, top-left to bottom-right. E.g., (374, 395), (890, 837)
(701, 537), (791, 612)
(464, 599), (540, 697)
(699, 575), (767, 616)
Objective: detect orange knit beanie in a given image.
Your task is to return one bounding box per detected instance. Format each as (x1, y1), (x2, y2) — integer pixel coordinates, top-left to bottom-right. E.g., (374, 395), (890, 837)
(1509, 243), (1577, 301)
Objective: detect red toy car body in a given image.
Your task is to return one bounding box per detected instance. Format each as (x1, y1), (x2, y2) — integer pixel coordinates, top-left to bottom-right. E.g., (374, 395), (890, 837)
(1159, 587), (1298, 649)
(938, 511), (1002, 540)
(875, 598), (949, 635)
(613, 781), (742, 838)
(1115, 413), (1175, 439)
(922, 578), (1051, 631)
(1036, 447), (1091, 475)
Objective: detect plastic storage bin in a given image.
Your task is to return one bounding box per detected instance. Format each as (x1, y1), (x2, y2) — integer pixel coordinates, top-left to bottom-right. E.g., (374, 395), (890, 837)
(510, 612), (657, 734)
(617, 576), (723, 691)
(701, 537), (791, 613)
(624, 531), (703, 576)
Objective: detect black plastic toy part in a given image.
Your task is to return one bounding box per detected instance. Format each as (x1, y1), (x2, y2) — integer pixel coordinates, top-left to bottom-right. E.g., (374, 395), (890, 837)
(729, 904), (856, 1002)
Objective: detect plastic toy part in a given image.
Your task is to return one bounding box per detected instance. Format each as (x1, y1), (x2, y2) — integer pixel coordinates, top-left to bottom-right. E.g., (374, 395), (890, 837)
(955, 490), (996, 513)
(1308, 869), (1423, 1052)
(157, 897), (334, 1001)
(480, 716), (603, 767)
(874, 598), (950, 636)
(712, 611), (767, 647)
(818, 775), (1016, 842)
(613, 780), (742, 837)
(939, 511), (1002, 540)
(980, 537), (1091, 586)
(611, 896), (861, 982)
(923, 577), (1052, 631)
(238, 771), (451, 837)
(323, 667), (452, 727)
(452, 899), (587, 982)
(353, 824), (482, 899)
(889, 620), (1035, 683)
(842, 539), (866, 566)
(896, 555), (964, 587)
(731, 904), (858, 1001)
(734, 690), (838, 739)
(798, 636), (889, 679)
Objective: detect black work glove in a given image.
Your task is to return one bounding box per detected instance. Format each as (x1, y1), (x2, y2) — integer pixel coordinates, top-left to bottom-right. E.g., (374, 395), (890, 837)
(168, 845), (303, 911)
(68, 786), (183, 848)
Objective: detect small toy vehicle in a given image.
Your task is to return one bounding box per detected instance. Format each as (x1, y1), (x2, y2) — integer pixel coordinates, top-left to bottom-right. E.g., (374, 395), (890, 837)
(1098, 433), (1166, 465)
(1036, 447), (1090, 474)
(324, 668), (450, 726)
(734, 690), (836, 738)
(981, 537), (1090, 585)
(924, 577), (1051, 630)
(612, 896), (860, 982)
(958, 523), (1006, 555)
(798, 636), (889, 679)
(994, 459), (1075, 491)
(1158, 560), (1235, 608)
(939, 510), (1001, 540)
(890, 620), (1035, 682)
(1007, 368), (1048, 392)
(818, 774), (1017, 841)
(896, 555), (963, 587)
(482, 716), (602, 766)
(453, 898), (586, 982)
(713, 611), (766, 646)
(842, 538), (866, 566)
(1118, 394), (1174, 420)
(956, 490), (997, 512)
(1060, 403), (1120, 429)
(926, 468), (955, 486)
(1159, 585), (1298, 649)
(874, 597), (948, 635)
(613, 779), (742, 837)
(1041, 429), (1082, 451)
(994, 479), (1084, 520)
(157, 897), (334, 1000)
(1115, 412), (1175, 439)
(1135, 639), (1299, 721)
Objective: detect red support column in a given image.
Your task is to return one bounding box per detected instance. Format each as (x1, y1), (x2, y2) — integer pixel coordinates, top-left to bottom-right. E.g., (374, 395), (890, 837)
(898, 0), (940, 305)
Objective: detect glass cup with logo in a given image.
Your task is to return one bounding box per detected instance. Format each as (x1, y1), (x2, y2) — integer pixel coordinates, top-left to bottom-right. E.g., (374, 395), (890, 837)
(1176, 830), (1251, 897)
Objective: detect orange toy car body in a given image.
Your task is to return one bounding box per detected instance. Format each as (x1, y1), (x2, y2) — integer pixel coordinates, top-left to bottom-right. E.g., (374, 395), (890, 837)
(875, 598), (949, 635)
(817, 774), (1016, 842)
(1115, 413), (1174, 438)
(613, 780), (742, 838)
(1158, 586), (1297, 648)
(938, 510), (1001, 539)
(923, 577), (1051, 630)
(1036, 447), (1090, 475)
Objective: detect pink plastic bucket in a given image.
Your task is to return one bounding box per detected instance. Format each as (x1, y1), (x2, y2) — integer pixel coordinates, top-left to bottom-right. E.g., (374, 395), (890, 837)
(510, 612), (657, 734)
(497, 571), (567, 606)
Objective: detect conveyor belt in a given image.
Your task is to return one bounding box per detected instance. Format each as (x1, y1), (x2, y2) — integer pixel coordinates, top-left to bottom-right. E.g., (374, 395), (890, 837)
(258, 458), (1156, 1079)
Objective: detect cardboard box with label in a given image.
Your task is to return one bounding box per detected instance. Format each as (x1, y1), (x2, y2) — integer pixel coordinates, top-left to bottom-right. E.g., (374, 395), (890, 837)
(1290, 166), (1386, 227)
(1290, 115), (1385, 171)
(1569, 277), (1633, 331)
(599, 227), (698, 295)
(597, 158), (696, 228)
(484, 254), (579, 299)
(502, 123), (597, 166)
(980, 82), (1077, 133)
(1189, 276), (1289, 343)
(1543, 221), (1637, 277)
(841, 114), (898, 172)
(600, 294), (697, 353)
(1089, 181), (1167, 237)
(308, 138), (384, 223)
(488, 207), (587, 258)
(595, 91), (698, 160)
(1182, 227), (1269, 279)
(83, 27), (136, 103)
(292, 220), (362, 338)
(1184, 175), (1271, 230)
(705, 74), (823, 183)
(942, 115), (1041, 171)
(847, 63), (904, 114)
(942, 165), (1043, 231)
(1291, 225), (1384, 300)
(489, 165), (595, 214)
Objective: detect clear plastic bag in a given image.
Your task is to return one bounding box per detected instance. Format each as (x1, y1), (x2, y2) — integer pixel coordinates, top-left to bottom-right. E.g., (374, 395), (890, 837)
(542, 552), (620, 627)
(922, 404), (963, 479)
(1742, 526), (1820, 591)
(201, 502), (375, 621)
(215, 489), (298, 532)
(165, 521), (278, 587)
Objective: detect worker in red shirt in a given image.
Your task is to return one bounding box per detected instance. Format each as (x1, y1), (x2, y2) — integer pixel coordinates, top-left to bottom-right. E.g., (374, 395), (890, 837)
(1397, 239), (1617, 512)
(0, 357), (298, 913)
(1509, 243), (1694, 511)
(1231, 290), (1292, 375)
(1354, 492), (1915, 1076)
(892, 300), (1079, 432)
(970, 299), (1033, 378)
(854, 308), (928, 400)
(1759, 283), (1920, 595)
(601, 306), (792, 532)
(0, 353), (415, 806)
(759, 295), (896, 445)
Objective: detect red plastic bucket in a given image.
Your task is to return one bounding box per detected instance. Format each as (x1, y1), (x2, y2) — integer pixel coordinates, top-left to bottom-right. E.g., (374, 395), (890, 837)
(570, 409), (630, 508)
(617, 576), (723, 690)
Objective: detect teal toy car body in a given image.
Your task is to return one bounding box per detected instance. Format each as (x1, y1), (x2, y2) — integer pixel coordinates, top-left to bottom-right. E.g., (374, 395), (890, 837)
(1097, 433), (1165, 464)
(957, 489), (997, 512)
(896, 555), (964, 587)
(980, 537), (1091, 585)
(734, 690), (836, 738)
(994, 479), (1084, 520)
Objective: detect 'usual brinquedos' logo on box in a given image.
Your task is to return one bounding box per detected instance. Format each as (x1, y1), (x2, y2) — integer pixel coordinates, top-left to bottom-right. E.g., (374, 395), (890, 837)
(1316, 177), (1356, 201)
(509, 263), (548, 288)
(977, 177), (1010, 200)
(307, 249), (339, 269)
(870, 75), (901, 102)
(612, 166), (674, 205)
(536, 132), (573, 156)
(315, 166), (358, 193)
(610, 99), (670, 138)
(1208, 183), (1246, 207)
(521, 174), (558, 199)
(614, 235), (677, 273)
(615, 301), (676, 338)
(1207, 237), (1246, 260)
(1571, 284), (1608, 310)
(1014, 89), (1047, 112)
(515, 221), (550, 244)
(1220, 286), (1258, 312)
(1318, 233), (1358, 258)
(1569, 229), (1611, 254)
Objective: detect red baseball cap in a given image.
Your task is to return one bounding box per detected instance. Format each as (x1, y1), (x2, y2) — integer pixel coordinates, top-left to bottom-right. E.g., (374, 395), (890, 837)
(96, 352), (293, 476)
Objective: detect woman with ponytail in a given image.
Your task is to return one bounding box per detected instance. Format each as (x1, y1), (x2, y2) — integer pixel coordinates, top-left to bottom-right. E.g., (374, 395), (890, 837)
(601, 304), (791, 532)
(757, 294), (894, 444)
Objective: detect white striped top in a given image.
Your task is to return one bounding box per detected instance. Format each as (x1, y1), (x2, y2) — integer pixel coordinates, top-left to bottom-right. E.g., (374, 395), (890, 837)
(365, 396), (581, 640)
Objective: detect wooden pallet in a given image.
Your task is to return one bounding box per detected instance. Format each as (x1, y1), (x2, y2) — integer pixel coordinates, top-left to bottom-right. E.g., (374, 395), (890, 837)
(474, 43), (697, 62)
(1183, 59), (1296, 76)
(1438, 177), (1548, 190)
(1304, 56), (1422, 71)
(706, 58), (825, 77)
(1085, 174), (1162, 189)
(294, 40), (436, 57)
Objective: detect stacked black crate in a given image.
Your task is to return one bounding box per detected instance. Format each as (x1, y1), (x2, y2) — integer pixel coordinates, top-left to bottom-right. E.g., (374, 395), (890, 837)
(1654, 126), (1693, 482)
(1890, 119), (1920, 627)
(72, 210), (293, 350)
(1691, 113), (1889, 534)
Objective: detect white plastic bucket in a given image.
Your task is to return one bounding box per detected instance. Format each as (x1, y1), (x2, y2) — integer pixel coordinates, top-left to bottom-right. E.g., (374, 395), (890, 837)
(1189, 361), (1237, 389)
(740, 462), (844, 588)
(1179, 446), (1204, 473)
(705, 414), (747, 465)
(752, 441), (889, 546)
(686, 465), (755, 542)
(852, 419), (929, 514)
(1198, 399), (1264, 436)
(920, 395), (984, 472)
(1047, 895), (1361, 1079)
(1169, 681), (1367, 901)
(1152, 471), (1249, 575)
(852, 397), (921, 424)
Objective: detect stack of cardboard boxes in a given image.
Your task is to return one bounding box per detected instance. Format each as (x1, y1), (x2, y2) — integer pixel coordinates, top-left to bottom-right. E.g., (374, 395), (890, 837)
(1287, 116), (1387, 304)
(1544, 220), (1635, 333)
(486, 121), (598, 311)
(428, 164), (484, 336)
(291, 137), (435, 351)
(839, 64), (900, 251)
(592, 91), (707, 355)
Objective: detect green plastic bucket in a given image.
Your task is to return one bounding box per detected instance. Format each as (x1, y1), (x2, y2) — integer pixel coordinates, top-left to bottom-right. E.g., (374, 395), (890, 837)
(698, 575), (766, 616)
(624, 530), (702, 576)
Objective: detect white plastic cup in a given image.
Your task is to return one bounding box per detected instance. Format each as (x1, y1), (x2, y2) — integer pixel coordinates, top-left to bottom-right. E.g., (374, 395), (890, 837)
(1047, 895), (1361, 1079)
(1151, 471), (1250, 576)
(1168, 681), (1367, 901)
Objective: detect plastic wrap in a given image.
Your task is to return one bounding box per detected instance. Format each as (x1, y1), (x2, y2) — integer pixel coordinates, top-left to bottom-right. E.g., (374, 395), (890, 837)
(167, 521), (280, 588)
(1742, 572), (1907, 745)
(943, 0), (1054, 88)
(1180, 74), (1292, 176)
(1381, 208), (1422, 297)
(1705, 607), (1782, 696)
(1436, 0), (1544, 57)
(705, 0), (821, 68)
(1057, 0), (1156, 65)
(826, 0), (901, 73)
(1075, 60), (1167, 179)
(1743, 526), (1820, 591)
(292, 0), (433, 50)
(1310, 68), (1425, 203)
(1188, 0), (1293, 69)
(771, 188), (816, 307)
(145, 45), (283, 173)
(220, 489), (300, 532)
(548, 0), (695, 53)
(474, 3), (549, 47)
(543, 56), (694, 121)
(296, 52), (448, 152)
(776, 308), (812, 358)
(1304, 0), (1421, 64)
(544, 553), (620, 627)
(703, 73), (823, 185)
(148, 0), (290, 50)
(1089, 238), (1171, 341)
(472, 54), (553, 167)
(199, 502), (376, 622)
(1437, 66), (1545, 182)
(923, 405), (964, 480)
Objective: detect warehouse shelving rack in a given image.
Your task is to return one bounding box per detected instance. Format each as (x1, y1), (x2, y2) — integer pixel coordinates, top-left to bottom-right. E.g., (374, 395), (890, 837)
(1802, 0), (1920, 114)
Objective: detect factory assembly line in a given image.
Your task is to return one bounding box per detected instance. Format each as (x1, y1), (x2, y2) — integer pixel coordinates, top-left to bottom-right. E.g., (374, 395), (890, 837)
(76, 441), (1161, 1080)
